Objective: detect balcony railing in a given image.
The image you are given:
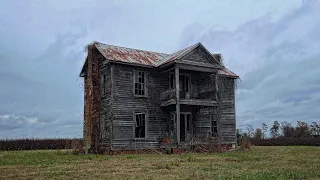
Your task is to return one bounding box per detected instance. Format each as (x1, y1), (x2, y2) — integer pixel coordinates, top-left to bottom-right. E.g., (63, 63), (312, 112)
(160, 89), (176, 101)
(160, 88), (217, 102)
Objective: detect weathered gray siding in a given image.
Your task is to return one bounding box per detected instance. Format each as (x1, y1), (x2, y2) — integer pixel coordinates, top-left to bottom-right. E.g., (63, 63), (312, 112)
(219, 77), (236, 144)
(183, 46), (218, 64)
(193, 107), (214, 137)
(110, 63), (168, 150)
(100, 63), (112, 149)
(191, 72), (216, 100)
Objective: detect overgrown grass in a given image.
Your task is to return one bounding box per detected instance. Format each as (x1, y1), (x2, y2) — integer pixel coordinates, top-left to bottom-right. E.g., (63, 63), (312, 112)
(0, 146), (319, 179)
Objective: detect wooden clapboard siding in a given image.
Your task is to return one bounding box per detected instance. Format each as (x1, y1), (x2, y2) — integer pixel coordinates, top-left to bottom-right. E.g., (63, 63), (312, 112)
(100, 63), (112, 149)
(219, 77), (236, 144)
(183, 46), (218, 65)
(84, 44), (238, 151)
(191, 72), (216, 100)
(110, 63), (168, 150)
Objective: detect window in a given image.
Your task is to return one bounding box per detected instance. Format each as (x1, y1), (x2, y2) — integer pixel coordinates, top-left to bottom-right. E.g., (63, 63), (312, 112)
(169, 74), (175, 89)
(169, 74), (190, 91)
(134, 71), (146, 96)
(101, 74), (107, 96)
(211, 115), (218, 135)
(185, 76), (189, 92)
(134, 113), (146, 138)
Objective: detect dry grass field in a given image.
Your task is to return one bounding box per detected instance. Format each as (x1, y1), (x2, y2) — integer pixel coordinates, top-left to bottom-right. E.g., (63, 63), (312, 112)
(0, 146), (319, 180)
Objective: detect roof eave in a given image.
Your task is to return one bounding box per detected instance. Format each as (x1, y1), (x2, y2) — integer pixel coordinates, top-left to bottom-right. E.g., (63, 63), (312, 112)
(109, 60), (154, 68)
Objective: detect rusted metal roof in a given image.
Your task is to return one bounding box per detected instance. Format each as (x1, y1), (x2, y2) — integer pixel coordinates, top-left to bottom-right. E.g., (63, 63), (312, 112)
(218, 68), (239, 78)
(95, 43), (168, 66)
(92, 42), (238, 77)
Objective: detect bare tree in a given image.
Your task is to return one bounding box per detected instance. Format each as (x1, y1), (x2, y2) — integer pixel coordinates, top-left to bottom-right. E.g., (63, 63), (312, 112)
(254, 128), (263, 139)
(261, 123), (268, 139)
(310, 122), (320, 136)
(295, 121), (310, 137)
(270, 121), (280, 138)
(280, 121), (295, 137)
(246, 125), (254, 138)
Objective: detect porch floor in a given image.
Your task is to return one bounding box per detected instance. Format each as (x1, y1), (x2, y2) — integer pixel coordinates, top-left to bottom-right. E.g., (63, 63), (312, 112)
(160, 98), (217, 107)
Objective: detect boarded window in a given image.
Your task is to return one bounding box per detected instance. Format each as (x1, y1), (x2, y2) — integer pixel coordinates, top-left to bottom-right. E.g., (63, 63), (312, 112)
(134, 71), (146, 96)
(211, 115), (218, 135)
(134, 113), (146, 138)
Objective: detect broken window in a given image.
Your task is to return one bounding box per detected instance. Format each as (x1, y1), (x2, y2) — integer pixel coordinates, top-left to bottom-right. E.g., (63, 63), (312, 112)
(134, 113), (146, 138)
(134, 71), (146, 96)
(211, 115), (218, 135)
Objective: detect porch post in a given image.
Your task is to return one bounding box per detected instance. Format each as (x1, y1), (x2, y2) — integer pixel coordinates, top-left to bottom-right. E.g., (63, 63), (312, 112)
(215, 71), (221, 144)
(175, 67), (180, 144)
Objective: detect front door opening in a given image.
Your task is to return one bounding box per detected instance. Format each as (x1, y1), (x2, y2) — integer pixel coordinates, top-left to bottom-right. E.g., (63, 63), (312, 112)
(180, 113), (191, 142)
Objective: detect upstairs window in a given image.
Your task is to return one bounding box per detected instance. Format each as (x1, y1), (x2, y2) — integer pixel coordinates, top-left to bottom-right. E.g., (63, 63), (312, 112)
(134, 71), (146, 96)
(134, 113), (146, 138)
(169, 74), (175, 89)
(101, 74), (107, 96)
(211, 115), (218, 135)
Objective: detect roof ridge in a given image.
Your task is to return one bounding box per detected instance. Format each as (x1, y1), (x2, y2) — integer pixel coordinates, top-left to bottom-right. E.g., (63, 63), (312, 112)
(94, 41), (169, 56)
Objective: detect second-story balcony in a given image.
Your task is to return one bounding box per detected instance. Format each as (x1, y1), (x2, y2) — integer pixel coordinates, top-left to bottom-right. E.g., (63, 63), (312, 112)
(160, 88), (217, 107)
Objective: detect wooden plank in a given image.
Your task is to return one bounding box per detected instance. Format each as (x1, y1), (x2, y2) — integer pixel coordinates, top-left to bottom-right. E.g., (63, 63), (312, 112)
(176, 103), (180, 144)
(176, 63), (216, 73)
(110, 64), (114, 150)
(179, 99), (217, 106)
(177, 59), (221, 68)
(109, 63), (169, 150)
(175, 67), (180, 144)
(160, 99), (176, 107)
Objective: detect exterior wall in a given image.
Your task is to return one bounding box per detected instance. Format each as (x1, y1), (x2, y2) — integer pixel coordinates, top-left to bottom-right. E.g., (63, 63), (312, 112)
(83, 45), (102, 151)
(100, 64), (112, 150)
(191, 72), (216, 100)
(183, 46), (219, 64)
(187, 72), (236, 145)
(193, 107), (215, 138)
(85, 49), (237, 151)
(110, 63), (168, 150)
(219, 77), (236, 144)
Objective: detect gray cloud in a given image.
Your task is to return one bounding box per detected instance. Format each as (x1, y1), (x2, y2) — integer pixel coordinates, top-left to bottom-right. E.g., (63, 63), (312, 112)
(0, 31), (84, 138)
(0, 0), (316, 138)
(179, 1), (320, 130)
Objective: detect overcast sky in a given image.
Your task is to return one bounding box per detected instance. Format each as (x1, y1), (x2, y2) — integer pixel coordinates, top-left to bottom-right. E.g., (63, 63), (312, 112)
(0, 0), (319, 138)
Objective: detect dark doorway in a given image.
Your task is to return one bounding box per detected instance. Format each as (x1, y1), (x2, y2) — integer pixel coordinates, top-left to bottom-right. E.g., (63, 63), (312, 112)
(180, 113), (191, 142)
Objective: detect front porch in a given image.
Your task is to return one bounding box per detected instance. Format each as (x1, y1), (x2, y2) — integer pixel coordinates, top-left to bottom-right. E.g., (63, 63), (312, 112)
(159, 66), (220, 145)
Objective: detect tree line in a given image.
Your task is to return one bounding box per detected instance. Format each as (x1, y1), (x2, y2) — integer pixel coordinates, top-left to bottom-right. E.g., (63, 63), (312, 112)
(237, 121), (320, 139)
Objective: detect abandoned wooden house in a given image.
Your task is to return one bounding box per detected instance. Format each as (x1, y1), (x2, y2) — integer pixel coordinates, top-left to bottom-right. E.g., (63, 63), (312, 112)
(80, 41), (239, 153)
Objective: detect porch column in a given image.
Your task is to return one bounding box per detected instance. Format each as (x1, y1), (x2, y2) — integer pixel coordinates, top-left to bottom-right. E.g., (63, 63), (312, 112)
(175, 67), (180, 144)
(215, 71), (221, 143)
(214, 72), (219, 101)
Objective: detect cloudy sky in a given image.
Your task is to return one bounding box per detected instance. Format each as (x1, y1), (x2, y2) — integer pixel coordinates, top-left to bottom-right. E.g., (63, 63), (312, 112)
(0, 0), (319, 138)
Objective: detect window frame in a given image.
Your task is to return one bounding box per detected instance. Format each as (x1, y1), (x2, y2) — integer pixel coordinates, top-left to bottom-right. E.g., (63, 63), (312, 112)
(133, 70), (147, 97)
(168, 72), (191, 92)
(101, 73), (107, 97)
(133, 111), (148, 139)
(210, 115), (219, 136)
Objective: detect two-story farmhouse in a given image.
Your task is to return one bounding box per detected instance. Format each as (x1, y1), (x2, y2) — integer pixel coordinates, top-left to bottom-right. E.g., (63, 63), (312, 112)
(80, 41), (239, 153)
